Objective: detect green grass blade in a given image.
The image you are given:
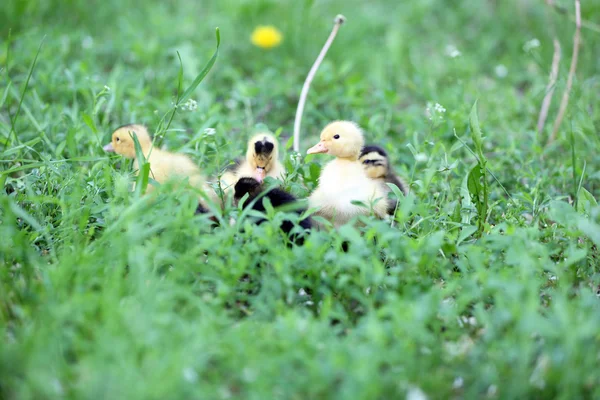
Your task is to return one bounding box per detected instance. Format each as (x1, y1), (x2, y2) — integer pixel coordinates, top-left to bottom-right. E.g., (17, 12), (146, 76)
(178, 27), (220, 104)
(5, 36), (45, 152)
(131, 131), (151, 196)
(469, 100), (483, 155)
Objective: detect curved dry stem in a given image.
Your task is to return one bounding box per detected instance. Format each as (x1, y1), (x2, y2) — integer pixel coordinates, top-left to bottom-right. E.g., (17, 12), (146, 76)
(548, 0), (581, 146)
(537, 39), (561, 134)
(293, 15), (346, 153)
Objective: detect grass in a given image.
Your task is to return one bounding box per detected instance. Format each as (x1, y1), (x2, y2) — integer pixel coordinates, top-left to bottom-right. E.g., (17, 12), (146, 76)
(2, 0), (600, 398)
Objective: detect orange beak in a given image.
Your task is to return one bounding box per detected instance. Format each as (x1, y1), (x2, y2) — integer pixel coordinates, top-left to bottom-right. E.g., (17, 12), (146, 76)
(255, 167), (266, 183)
(307, 141), (328, 155)
(104, 143), (115, 152)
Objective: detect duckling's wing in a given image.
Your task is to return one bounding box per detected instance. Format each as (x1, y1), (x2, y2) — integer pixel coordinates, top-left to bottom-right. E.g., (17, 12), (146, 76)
(387, 173), (409, 196)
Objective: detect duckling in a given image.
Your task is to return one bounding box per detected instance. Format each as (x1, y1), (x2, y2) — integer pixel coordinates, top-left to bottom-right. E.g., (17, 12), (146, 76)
(104, 124), (214, 210)
(234, 177), (311, 244)
(359, 145), (409, 215)
(306, 121), (389, 227)
(220, 133), (285, 191)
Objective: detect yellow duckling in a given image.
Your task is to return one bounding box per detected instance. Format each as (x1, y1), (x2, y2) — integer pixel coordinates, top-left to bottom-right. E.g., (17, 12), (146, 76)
(306, 121), (389, 227)
(104, 124), (214, 207)
(359, 145), (409, 215)
(220, 132), (285, 191)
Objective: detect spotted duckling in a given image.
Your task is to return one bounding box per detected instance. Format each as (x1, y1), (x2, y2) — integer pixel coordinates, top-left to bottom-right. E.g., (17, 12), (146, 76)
(220, 132), (285, 192)
(359, 145), (409, 214)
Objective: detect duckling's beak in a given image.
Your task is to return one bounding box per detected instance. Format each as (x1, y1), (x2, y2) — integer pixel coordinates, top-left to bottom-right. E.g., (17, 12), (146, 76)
(103, 143), (115, 152)
(255, 167), (266, 182)
(307, 141), (328, 155)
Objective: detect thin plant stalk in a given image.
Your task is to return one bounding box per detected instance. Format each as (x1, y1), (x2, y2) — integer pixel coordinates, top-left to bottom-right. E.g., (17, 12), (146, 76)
(5, 36), (45, 153)
(536, 39), (561, 134)
(549, 0), (581, 145)
(293, 15), (345, 152)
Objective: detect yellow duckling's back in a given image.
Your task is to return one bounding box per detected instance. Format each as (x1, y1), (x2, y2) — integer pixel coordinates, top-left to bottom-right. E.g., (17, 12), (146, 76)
(104, 124), (214, 203)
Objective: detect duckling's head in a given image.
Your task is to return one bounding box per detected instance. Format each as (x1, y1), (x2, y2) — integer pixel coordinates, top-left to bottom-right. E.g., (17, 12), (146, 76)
(359, 145), (389, 179)
(307, 121), (364, 160)
(104, 124), (152, 159)
(234, 177), (262, 203)
(246, 133), (279, 182)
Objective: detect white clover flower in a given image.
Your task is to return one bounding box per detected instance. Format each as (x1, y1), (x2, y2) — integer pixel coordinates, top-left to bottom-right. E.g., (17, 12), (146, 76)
(452, 377), (464, 389)
(414, 153), (428, 163)
(494, 64), (508, 78)
(523, 38), (540, 52)
(426, 102), (446, 122)
(225, 99), (237, 109)
(289, 151), (302, 162)
(407, 386), (428, 400)
(82, 36), (94, 49)
(182, 98), (198, 111)
(445, 44), (461, 58)
(487, 385), (498, 398)
(51, 379), (64, 396)
(182, 367), (198, 383)
(203, 128), (216, 136)
(242, 367), (257, 383)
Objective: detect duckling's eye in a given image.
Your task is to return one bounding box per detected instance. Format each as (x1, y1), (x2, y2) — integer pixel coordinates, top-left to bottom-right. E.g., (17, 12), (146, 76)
(333, 134), (340, 139)
(116, 137), (121, 142)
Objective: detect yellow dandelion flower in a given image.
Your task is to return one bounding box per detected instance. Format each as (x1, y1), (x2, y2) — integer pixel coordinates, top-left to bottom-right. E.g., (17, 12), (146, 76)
(251, 26), (283, 49)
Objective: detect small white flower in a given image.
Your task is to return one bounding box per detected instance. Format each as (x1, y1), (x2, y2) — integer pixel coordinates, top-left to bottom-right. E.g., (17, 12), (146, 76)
(219, 386), (232, 399)
(51, 379), (64, 395)
(225, 99), (237, 109)
(103, 85), (111, 92)
(445, 44), (461, 58)
(182, 98), (198, 111)
(414, 153), (428, 163)
(204, 128), (216, 136)
(434, 103), (446, 113)
(523, 38), (540, 52)
(242, 367), (257, 383)
(494, 64), (508, 78)
(291, 151), (302, 161)
(82, 36), (94, 49)
(453, 377), (464, 389)
(296, 318), (308, 332)
(407, 386), (428, 400)
(183, 367), (198, 383)
(426, 102), (446, 123)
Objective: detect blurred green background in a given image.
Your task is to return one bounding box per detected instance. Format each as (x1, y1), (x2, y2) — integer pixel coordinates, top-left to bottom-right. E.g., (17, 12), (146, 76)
(2, 0), (598, 161)
(2, 0), (600, 399)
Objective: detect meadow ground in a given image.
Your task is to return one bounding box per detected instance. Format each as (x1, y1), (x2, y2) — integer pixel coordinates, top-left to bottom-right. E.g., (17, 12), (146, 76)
(2, 0), (600, 398)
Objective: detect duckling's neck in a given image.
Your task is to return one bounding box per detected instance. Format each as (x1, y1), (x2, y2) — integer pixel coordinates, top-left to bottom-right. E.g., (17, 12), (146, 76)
(137, 142), (155, 158)
(335, 155), (359, 162)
